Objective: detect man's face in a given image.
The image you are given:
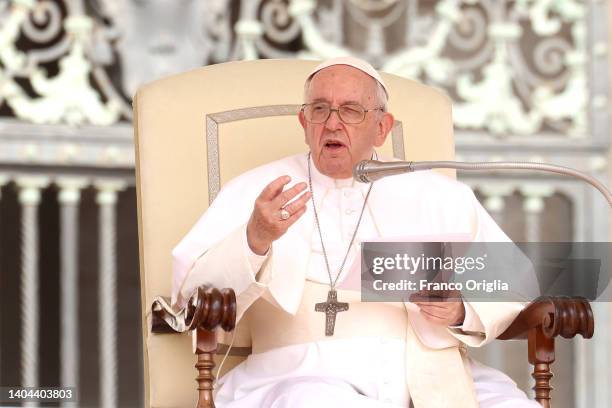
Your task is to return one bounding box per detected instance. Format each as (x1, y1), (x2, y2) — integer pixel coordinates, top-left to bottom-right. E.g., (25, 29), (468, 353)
(298, 65), (394, 179)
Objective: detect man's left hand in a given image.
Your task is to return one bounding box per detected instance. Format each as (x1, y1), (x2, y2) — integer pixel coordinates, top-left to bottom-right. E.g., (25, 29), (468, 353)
(410, 290), (465, 327)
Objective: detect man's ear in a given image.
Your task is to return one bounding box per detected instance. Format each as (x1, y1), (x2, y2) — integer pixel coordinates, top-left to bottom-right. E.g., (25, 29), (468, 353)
(298, 109), (307, 130)
(374, 112), (394, 147)
(298, 109), (309, 144)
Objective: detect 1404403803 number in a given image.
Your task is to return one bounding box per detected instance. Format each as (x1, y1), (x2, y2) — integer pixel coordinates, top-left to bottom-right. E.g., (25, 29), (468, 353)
(2, 387), (75, 402)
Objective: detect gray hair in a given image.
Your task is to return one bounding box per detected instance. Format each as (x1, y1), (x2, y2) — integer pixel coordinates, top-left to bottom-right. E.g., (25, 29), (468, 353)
(303, 75), (388, 112)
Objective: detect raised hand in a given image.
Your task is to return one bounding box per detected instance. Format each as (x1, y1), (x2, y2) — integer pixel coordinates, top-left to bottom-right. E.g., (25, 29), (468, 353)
(246, 175), (311, 255)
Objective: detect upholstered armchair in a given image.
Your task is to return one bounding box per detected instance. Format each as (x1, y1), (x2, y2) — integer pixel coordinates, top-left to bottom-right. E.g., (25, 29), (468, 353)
(133, 59), (594, 408)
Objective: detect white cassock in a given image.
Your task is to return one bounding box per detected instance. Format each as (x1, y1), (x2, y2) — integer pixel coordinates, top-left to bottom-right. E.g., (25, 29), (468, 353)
(172, 153), (540, 408)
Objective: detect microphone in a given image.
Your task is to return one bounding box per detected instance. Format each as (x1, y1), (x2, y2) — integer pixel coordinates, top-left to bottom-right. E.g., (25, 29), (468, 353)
(353, 159), (612, 208)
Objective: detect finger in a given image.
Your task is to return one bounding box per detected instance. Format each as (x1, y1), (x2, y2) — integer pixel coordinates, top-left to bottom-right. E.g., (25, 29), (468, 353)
(410, 292), (448, 303)
(415, 298), (461, 307)
(419, 304), (463, 326)
(413, 302), (447, 310)
(274, 182), (308, 207)
(259, 176), (292, 201)
(411, 290), (460, 302)
(283, 191), (311, 215)
(417, 304), (449, 317)
(421, 289), (453, 299)
(284, 205), (308, 227)
(419, 308), (448, 325)
(419, 306), (459, 325)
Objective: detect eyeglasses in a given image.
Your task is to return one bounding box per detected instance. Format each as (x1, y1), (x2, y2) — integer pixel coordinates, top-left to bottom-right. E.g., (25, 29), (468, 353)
(301, 102), (384, 124)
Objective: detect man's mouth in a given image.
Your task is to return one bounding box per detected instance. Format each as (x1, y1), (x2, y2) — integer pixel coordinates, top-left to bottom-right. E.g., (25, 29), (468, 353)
(323, 140), (346, 151)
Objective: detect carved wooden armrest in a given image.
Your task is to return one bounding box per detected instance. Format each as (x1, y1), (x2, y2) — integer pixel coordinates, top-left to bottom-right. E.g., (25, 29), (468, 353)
(497, 296), (594, 408)
(150, 286), (237, 408)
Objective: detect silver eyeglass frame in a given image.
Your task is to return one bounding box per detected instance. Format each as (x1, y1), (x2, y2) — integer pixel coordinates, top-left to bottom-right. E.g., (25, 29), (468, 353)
(300, 102), (385, 124)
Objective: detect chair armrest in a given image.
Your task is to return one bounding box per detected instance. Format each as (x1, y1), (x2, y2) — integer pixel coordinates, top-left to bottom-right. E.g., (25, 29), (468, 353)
(497, 296), (594, 341)
(149, 286), (236, 408)
(496, 296), (594, 407)
(150, 285), (236, 334)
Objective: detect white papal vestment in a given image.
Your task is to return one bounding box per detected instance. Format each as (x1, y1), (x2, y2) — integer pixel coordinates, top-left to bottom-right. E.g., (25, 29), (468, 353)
(172, 153), (540, 408)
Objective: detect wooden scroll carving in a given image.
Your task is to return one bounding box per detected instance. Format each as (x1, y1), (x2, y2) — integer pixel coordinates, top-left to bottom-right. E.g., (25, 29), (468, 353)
(498, 296), (594, 408)
(150, 286), (237, 408)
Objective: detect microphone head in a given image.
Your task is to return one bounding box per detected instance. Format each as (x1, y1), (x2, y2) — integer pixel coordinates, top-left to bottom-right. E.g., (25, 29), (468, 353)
(353, 160), (374, 183)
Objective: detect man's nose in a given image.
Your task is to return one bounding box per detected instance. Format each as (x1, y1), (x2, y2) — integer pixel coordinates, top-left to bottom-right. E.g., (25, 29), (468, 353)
(324, 109), (343, 130)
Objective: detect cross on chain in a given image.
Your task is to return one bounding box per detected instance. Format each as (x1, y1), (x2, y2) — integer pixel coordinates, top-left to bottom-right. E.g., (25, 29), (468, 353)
(314, 289), (349, 336)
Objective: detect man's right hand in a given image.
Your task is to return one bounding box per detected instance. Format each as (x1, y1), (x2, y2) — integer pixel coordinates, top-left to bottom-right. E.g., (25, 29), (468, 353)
(246, 175), (311, 255)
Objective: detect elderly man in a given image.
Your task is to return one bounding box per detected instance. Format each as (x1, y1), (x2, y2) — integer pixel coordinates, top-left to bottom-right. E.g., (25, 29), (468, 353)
(172, 57), (539, 408)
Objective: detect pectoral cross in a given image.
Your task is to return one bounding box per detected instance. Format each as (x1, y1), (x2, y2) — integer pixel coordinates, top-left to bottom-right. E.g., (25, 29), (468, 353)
(315, 290), (349, 336)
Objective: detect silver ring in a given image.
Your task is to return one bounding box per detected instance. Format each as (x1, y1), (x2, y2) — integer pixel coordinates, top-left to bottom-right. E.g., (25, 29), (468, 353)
(280, 208), (290, 220)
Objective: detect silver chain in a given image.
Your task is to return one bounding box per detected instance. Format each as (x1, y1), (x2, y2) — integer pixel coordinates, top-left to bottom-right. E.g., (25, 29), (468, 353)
(307, 153), (374, 290)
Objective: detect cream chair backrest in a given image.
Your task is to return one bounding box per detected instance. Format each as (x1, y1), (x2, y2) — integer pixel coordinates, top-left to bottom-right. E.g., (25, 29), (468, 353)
(134, 59), (455, 408)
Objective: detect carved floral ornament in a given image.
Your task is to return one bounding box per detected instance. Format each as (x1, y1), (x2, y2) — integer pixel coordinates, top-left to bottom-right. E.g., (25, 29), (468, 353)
(0, 0), (596, 137)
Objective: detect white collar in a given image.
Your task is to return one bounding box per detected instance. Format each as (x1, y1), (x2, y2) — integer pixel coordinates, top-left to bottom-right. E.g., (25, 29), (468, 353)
(307, 152), (375, 192)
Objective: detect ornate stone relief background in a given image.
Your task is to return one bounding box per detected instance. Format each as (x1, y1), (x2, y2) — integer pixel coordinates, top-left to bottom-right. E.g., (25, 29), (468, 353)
(0, 0), (598, 137)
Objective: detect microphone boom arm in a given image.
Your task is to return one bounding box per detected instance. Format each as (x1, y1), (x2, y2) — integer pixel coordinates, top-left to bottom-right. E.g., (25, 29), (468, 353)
(354, 160), (612, 208)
